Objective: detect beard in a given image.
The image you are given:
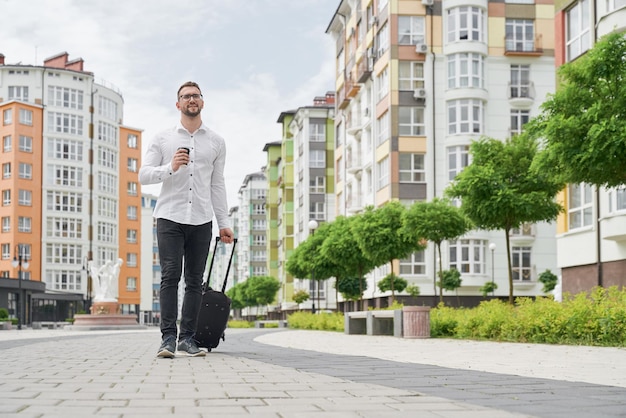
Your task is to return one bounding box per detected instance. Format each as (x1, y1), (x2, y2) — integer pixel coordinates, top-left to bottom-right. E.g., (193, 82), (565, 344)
(181, 105), (201, 118)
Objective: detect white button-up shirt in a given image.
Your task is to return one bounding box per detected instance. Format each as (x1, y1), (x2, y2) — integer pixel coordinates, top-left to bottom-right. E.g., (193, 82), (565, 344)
(139, 122), (231, 229)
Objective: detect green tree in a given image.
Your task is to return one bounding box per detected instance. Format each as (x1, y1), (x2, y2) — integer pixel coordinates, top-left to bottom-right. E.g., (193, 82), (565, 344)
(292, 289), (310, 305)
(437, 269), (462, 305)
(377, 274), (408, 294)
(335, 276), (368, 301)
(320, 215), (375, 309)
(527, 32), (626, 187)
(401, 198), (471, 303)
(352, 201), (425, 303)
(538, 269), (559, 293)
(446, 135), (563, 304)
(246, 275), (281, 306)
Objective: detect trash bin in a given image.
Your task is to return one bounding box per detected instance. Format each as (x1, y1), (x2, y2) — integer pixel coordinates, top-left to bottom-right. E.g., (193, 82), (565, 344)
(402, 306), (430, 338)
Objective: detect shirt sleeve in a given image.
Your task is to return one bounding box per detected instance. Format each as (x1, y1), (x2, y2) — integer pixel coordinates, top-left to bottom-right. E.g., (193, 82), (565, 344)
(211, 137), (231, 229)
(139, 134), (175, 185)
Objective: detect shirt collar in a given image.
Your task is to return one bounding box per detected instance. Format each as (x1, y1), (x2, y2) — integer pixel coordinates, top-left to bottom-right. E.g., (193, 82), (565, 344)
(175, 120), (208, 135)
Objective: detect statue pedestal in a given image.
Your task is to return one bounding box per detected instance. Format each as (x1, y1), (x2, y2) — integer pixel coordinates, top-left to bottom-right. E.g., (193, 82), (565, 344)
(90, 301), (119, 315)
(69, 300), (146, 331)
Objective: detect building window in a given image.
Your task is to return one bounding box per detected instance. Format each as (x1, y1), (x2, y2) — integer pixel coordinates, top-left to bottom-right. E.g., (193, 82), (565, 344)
(566, 0), (591, 61)
(19, 109), (33, 126)
(252, 204), (265, 215)
(50, 165), (83, 188)
(309, 150), (326, 168)
(48, 112), (84, 135)
(127, 157), (138, 172)
(17, 216), (31, 233)
(126, 277), (137, 291)
(2, 163), (10, 179)
(568, 183), (593, 229)
(19, 135), (32, 152)
(3, 109), (12, 125)
(512, 246), (532, 281)
(3, 135), (11, 152)
(309, 122), (326, 142)
(607, 0), (626, 12)
(98, 121), (118, 145)
(98, 96), (118, 120)
(97, 221), (117, 243)
(252, 219), (266, 230)
(47, 191), (83, 212)
(18, 189), (32, 206)
(376, 111), (390, 146)
(126, 253), (138, 267)
(375, 22), (390, 58)
(505, 19), (535, 52)
(310, 176), (325, 193)
(510, 110), (530, 136)
(400, 250), (426, 275)
(399, 154), (425, 183)
(98, 147), (117, 169)
(252, 235), (266, 246)
(449, 239), (485, 274)
(398, 16), (425, 45)
(399, 62), (425, 90)
(2, 190), (10, 206)
(45, 243), (81, 264)
(127, 134), (138, 149)
(8, 86), (29, 102)
(447, 99), (484, 134)
(447, 53), (484, 89)
(309, 202), (325, 220)
(377, 156), (390, 190)
(510, 65), (532, 98)
(127, 229), (138, 243)
(399, 107), (425, 136)
(99, 172), (118, 195)
(127, 205), (138, 220)
(447, 6), (485, 43)
(608, 187), (626, 213)
(1, 243), (10, 260)
(2, 217), (10, 233)
(19, 163), (32, 180)
(127, 181), (138, 196)
(49, 138), (82, 160)
(448, 145), (470, 181)
(376, 65), (389, 102)
(48, 86), (84, 109)
(46, 217), (82, 238)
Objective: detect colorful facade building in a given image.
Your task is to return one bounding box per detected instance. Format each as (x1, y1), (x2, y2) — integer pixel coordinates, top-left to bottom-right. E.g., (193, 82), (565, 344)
(552, 0), (626, 294)
(326, 0), (558, 301)
(0, 52), (142, 323)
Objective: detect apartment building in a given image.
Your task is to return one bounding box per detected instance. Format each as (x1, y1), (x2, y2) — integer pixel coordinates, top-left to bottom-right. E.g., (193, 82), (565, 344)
(326, 0), (558, 301)
(553, 0), (626, 294)
(267, 93), (336, 312)
(0, 52), (142, 323)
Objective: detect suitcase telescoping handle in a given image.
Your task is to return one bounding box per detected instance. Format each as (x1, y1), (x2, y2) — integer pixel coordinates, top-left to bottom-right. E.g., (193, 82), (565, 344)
(203, 236), (238, 293)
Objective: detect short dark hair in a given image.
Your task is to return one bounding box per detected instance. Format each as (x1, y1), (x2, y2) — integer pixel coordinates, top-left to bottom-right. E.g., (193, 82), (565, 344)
(177, 81), (202, 99)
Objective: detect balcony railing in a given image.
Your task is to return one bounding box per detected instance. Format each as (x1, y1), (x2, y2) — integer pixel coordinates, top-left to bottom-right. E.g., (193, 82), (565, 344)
(504, 34), (543, 56)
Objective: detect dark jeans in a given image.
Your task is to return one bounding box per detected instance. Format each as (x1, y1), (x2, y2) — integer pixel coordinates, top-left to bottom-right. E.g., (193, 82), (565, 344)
(157, 218), (212, 341)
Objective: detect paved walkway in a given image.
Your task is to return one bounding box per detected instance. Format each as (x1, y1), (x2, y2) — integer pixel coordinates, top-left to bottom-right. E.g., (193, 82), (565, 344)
(0, 327), (624, 417)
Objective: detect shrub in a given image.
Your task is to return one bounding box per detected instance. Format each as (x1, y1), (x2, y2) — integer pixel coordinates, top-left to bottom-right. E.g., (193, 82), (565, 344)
(538, 269), (558, 293)
(0, 307), (8, 319)
(287, 311), (344, 331)
(293, 290), (310, 304)
(228, 320), (254, 328)
(405, 284), (420, 296)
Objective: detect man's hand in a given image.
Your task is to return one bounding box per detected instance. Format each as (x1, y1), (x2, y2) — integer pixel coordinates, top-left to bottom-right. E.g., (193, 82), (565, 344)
(219, 228), (234, 244)
(172, 148), (190, 172)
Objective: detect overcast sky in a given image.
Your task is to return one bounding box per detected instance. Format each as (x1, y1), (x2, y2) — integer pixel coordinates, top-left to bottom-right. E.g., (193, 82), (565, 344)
(0, 0), (338, 210)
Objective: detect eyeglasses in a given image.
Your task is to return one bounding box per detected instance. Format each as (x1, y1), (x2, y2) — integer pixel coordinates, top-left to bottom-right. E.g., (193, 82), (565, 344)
(179, 94), (203, 102)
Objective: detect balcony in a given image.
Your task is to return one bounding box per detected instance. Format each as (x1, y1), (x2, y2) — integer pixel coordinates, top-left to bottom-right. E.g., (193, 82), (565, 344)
(504, 34), (544, 56)
(357, 56), (372, 84)
(508, 81), (535, 107)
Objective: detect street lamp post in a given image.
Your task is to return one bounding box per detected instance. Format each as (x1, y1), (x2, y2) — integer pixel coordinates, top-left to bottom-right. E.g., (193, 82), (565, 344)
(489, 243), (496, 296)
(12, 245), (30, 330)
(308, 220), (318, 314)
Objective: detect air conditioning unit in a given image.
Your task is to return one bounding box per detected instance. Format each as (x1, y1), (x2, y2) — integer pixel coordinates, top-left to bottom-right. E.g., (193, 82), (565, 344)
(413, 88), (427, 100)
(422, 0), (434, 5)
(415, 43), (428, 53)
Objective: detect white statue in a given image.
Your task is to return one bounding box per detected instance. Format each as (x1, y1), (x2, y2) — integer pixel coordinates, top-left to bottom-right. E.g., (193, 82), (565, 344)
(90, 258), (123, 302)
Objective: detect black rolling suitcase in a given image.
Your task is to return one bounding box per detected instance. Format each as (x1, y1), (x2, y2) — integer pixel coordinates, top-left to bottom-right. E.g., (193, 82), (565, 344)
(194, 236), (237, 351)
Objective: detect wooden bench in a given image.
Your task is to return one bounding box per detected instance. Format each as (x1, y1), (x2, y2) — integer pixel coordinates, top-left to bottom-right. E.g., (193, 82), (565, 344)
(254, 320), (288, 328)
(345, 307), (430, 338)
